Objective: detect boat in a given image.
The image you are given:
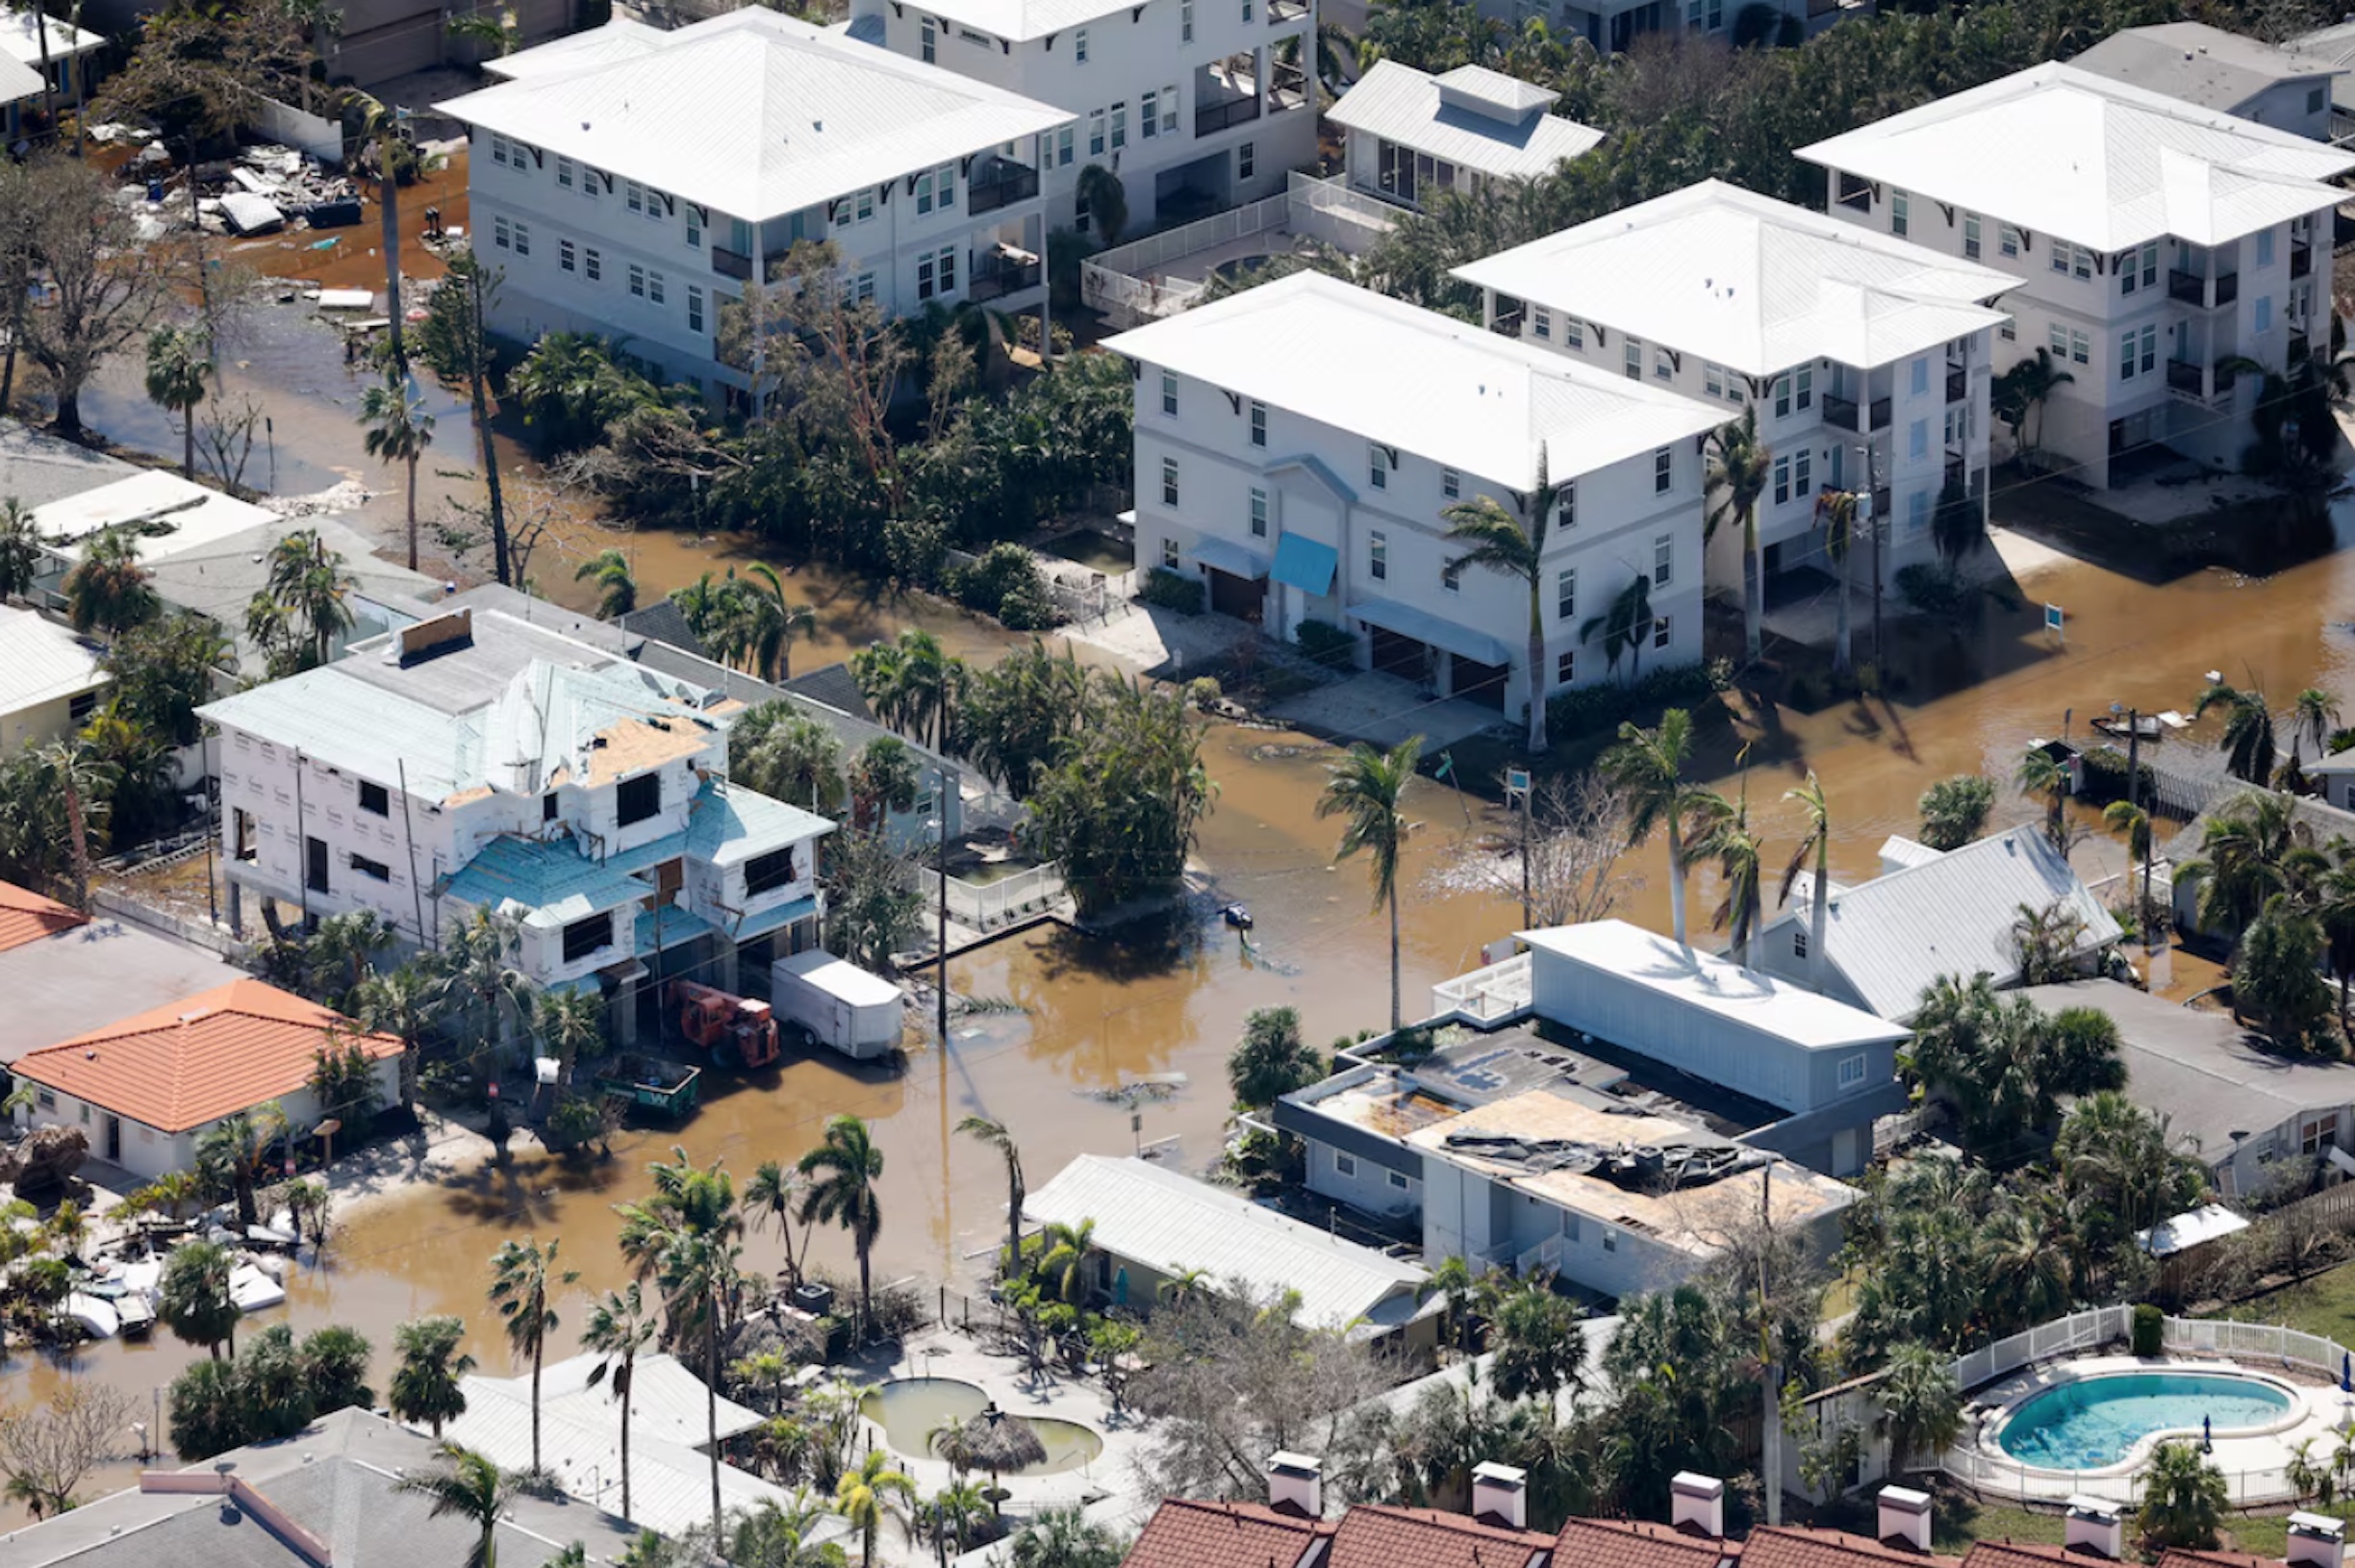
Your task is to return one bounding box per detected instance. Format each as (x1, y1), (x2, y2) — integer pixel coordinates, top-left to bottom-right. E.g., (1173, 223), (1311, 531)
(63, 1292), (119, 1340)
(1221, 902), (1253, 930)
(229, 1262), (287, 1313)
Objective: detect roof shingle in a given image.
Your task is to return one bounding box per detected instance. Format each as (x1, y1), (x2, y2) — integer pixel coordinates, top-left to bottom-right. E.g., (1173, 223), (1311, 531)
(1125, 1499), (1335, 1568)
(1741, 1527), (1962, 1568)
(1554, 1518), (1735, 1568)
(0, 878), (85, 954)
(1329, 1505), (1555, 1568)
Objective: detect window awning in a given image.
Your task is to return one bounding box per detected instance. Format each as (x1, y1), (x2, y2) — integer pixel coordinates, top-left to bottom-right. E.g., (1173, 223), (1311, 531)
(1191, 537), (1269, 580)
(1272, 533), (1337, 596)
(1349, 597), (1512, 668)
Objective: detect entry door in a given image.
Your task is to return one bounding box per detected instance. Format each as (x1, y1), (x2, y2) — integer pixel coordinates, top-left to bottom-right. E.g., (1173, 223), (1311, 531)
(104, 1115), (121, 1163)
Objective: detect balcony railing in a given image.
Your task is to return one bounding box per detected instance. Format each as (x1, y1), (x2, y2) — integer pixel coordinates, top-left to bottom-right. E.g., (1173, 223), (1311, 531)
(2293, 240), (2313, 279)
(1196, 95), (1261, 136)
(1945, 367), (1967, 404)
(969, 164), (1040, 215)
(1836, 179), (1871, 213)
(1490, 305), (1524, 337)
(2169, 268), (2240, 308)
(2165, 357), (2202, 395)
(1823, 392), (1891, 432)
(1269, 62), (1308, 112)
(968, 254), (1043, 302)
(713, 246), (752, 281)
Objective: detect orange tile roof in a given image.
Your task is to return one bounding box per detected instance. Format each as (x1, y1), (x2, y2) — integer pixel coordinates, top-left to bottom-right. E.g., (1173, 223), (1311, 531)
(1556, 1517), (1737, 1568)
(0, 879), (86, 953)
(1327, 1505), (1555, 1568)
(14, 978), (401, 1132)
(1964, 1544), (2125, 1568)
(2157, 1552), (2282, 1568)
(1125, 1499), (1334, 1568)
(1742, 1527), (1962, 1568)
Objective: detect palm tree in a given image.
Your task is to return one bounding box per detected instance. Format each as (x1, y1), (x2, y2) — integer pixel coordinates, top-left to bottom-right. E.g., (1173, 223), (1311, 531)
(728, 562), (819, 681)
(158, 1239), (240, 1358)
(360, 367), (435, 571)
(1441, 443), (1568, 751)
(359, 963), (442, 1108)
(581, 1281), (657, 1525)
(533, 989), (605, 1086)
(444, 909), (527, 1053)
(2137, 1440), (2229, 1550)
(1074, 164), (1127, 245)
(34, 738), (109, 912)
(834, 1450), (916, 1568)
(2177, 789), (2305, 940)
(798, 1115), (885, 1338)
(263, 529), (357, 670)
(956, 1116), (1025, 1282)
(1705, 407), (1772, 662)
(2015, 746), (2072, 860)
(1006, 1506), (1125, 1568)
(143, 325), (208, 478)
(2196, 680), (2278, 786)
(2104, 799), (2151, 865)
(394, 1442), (517, 1568)
(1994, 346), (2074, 465)
(1037, 1219), (1097, 1304)
(0, 497), (43, 603)
(1317, 735), (1423, 1031)
(573, 548), (638, 620)
(391, 1314), (476, 1436)
(745, 1159), (812, 1290)
(310, 907), (392, 1008)
(196, 1103), (288, 1229)
(62, 526), (158, 644)
(1778, 771), (1831, 987)
(1699, 774), (1766, 968)
(1598, 709), (1729, 947)
(349, 93), (410, 367)
(1814, 488), (1860, 674)
(2294, 689), (2342, 771)
(616, 1148), (744, 1545)
(1579, 574), (1653, 685)
(488, 1236), (576, 1475)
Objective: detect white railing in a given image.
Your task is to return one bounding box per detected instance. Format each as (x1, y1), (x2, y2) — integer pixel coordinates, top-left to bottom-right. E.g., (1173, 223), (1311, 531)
(1517, 1233), (1563, 1278)
(1078, 174), (1402, 328)
(1431, 951), (1532, 1024)
(911, 860), (1067, 932)
(1285, 171), (1399, 249)
(1949, 1305), (2127, 1393)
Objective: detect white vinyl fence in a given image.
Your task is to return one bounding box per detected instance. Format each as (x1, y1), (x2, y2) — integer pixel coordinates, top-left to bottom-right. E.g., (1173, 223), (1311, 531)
(909, 860), (1067, 933)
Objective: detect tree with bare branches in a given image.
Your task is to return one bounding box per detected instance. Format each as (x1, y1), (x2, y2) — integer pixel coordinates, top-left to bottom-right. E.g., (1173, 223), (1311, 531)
(0, 1384), (138, 1516)
(10, 157), (176, 439)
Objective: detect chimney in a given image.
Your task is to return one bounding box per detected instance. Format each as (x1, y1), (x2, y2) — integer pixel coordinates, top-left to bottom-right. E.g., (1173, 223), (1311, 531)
(2064, 1496), (2123, 1560)
(1266, 1452), (1323, 1519)
(2290, 1512), (2348, 1568)
(1878, 1485), (1932, 1553)
(1472, 1462), (1528, 1530)
(1670, 1473), (1724, 1539)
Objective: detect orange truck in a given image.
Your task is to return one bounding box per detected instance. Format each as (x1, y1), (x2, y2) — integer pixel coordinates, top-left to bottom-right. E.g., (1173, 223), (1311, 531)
(667, 979), (781, 1069)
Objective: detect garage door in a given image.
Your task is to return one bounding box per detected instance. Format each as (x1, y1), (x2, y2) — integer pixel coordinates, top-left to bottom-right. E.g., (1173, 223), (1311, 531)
(1208, 569), (1263, 622)
(1451, 657), (1507, 709)
(1370, 626), (1426, 681)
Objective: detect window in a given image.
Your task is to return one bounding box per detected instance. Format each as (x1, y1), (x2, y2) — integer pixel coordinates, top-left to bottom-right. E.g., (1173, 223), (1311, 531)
(559, 239), (576, 273)
(1653, 445), (1672, 493)
(2120, 240), (2157, 294)
(687, 286), (704, 334)
(350, 852), (391, 883)
(852, 271), (875, 304)
(1891, 190), (1908, 236)
(1653, 615), (1671, 651)
(921, 14), (936, 59)
(1181, 0), (1193, 38)
(1705, 362), (1725, 398)
(1238, 141), (1254, 180)
(1110, 102), (1127, 150)
(629, 263), (646, 297)
(1624, 338), (1641, 380)
(1532, 306), (1552, 341)
(1162, 537), (1180, 569)
(2257, 294), (2274, 333)
(1161, 457), (1180, 506)
(1369, 530), (1387, 580)
(648, 270), (665, 305)
(1369, 444), (1388, 491)
(2121, 324), (2155, 380)
(1161, 370), (1178, 417)
(916, 168), (936, 214)
(2311, 85), (2327, 114)
(1562, 317), (1583, 350)
(1837, 1053), (1867, 1089)
(1243, 0), (1253, 18)
(2074, 245), (2091, 280)
(490, 132), (510, 165)
(306, 836), (329, 894)
(618, 771), (661, 826)
(544, 792), (560, 822)
(1963, 214), (1981, 259)
(1794, 446), (1811, 497)
(1556, 650), (1575, 685)
(2259, 229), (2276, 267)
(556, 157), (574, 189)
(1088, 109), (1106, 158)
(1334, 1151), (1357, 1177)
(1910, 356), (1929, 397)
(1906, 486), (1930, 535)
(1076, 25), (1088, 59)
(1249, 400), (1266, 446)
(1654, 346), (1672, 381)
(1557, 567), (1576, 621)
(1561, 479), (1575, 527)
(1794, 928), (1808, 959)
(562, 912), (614, 964)
(1908, 418), (1928, 460)
(1773, 453), (1791, 505)
(2000, 223), (2021, 258)
(1653, 533), (1672, 589)
(2070, 329), (2089, 365)
(2303, 1111), (2341, 1153)
(685, 210), (701, 248)
(746, 847), (798, 896)
(1141, 88), (1159, 139)
(34, 1089), (51, 1111)
(358, 780), (390, 817)
(2050, 242), (2069, 275)
(917, 245), (957, 299)
(1249, 488), (1268, 537)
(494, 215), (512, 250)
(1795, 365), (1811, 410)
(1603, 1227), (1618, 1253)
(1774, 373), (1792, 417)
(1386, 1169), (1410, 1191)
(512, 222), (528, 257)
(1442, 560), (1461, 593)
(2048, 322), (2067, 359)
(1055, 127), (1074, 167)
(585, 248), (601, 282)
(1441, 468), (1458, 499)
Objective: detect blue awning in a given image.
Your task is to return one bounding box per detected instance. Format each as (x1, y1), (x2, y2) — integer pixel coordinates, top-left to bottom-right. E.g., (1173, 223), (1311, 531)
(733, 894), (820, 941)
(1272, 533), (1337, 596)
(1349, 597), (1513, 668)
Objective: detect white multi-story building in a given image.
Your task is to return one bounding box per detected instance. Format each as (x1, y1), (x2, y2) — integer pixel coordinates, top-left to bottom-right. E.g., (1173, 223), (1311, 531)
(197, 605), (833, 1042)
(1325, 62), (1601, 213)
(845, 0), (1316, 237)
(440, 10), (1072, 402)
(1104, 272), (1723, 721)
(1800, 63), (2355, 489)
(1478, 0), (1832, 59)
(1454, 179), (2013, 597)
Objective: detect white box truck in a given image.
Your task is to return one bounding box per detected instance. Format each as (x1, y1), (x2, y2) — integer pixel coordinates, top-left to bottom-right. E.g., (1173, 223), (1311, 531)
(772, 949), (905, 1059)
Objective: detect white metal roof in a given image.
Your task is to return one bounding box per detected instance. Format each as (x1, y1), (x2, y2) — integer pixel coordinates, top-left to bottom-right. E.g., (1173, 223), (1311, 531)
(1758, 825), (2122, 1022)
(1022, 1153), (1428, 1330)
(438, 10), (1072, 223)
(1327, 61), (1601, 183)
(34, 471), (283, 565)
(873, 0), (1153, 45)
(1454, 179), (2013, 377)
(1799, 62), (2355, 251)
(1517, 919), (1911, 1050)
(473, 1350), (769, 1446)
(2071, 23), (2341, 117)
(0, 9), (105, 66)
(2138, 1201), (2252, 1256)
(1102, 272), (1725, 488)
(483, 14), (666, 79)
(0, 606), (105, 720)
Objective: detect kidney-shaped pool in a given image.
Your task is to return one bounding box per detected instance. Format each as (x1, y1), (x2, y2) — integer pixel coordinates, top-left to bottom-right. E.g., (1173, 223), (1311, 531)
(1997, 1370), (2296, 1470)
(860, 1378), (1105, 1476)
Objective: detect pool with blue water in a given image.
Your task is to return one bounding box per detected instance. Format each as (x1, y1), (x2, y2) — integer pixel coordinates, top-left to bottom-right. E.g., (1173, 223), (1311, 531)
(1998, 1372), (2293, 1470)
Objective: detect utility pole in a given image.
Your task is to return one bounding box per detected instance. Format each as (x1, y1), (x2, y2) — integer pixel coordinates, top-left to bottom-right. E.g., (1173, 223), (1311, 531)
(1760, 1162), (1780, 1527)
(936, 767), (954, 1046)
(2121, 705), (2155, 942)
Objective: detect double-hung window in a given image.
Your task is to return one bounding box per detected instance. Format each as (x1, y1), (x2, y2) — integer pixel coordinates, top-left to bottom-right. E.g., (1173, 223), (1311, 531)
(1368, 443), (1388, 491)
(1891, 190), (1909, 236)
(1963, 214), (1981, 259)
(1653, 534), (1672, 589)
(1161, 457), (1180, 506)
(1248, 488), (1268, 537)
(1556, 568), (1576, 621)
(1653, 446), (1673, 494)
(1249, 400), (1266, 446)
(1161, 370), (1178, 417)
(1369, 531), (1387, 580)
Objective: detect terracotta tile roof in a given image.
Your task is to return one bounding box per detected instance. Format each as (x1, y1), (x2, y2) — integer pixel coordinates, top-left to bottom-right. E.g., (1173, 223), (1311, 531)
(1962, 1541), (2127, 1568)
(1556, 1517), (1737, 1568)
(1328, 1505), (1554, 1568)
(1125, 1499), (1334, 1568)
(1741, 1527), (1962, 1568)
(14, 978), (401, 1132)
(0, 879), (85, 953)
(2157, 1552), (2281, 1568)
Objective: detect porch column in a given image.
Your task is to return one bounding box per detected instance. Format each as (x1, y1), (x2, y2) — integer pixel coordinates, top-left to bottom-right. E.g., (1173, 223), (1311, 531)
(715, 936), (740, 995)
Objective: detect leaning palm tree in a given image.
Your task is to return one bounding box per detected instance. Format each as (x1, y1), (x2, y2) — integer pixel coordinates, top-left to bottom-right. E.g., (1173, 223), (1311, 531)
(2104, 798), (2151, 866)
(581, 1281), (657, 1525)
(394, 1442), (517, 1568)
(745, 1159), (812, 1290)
(488, 1236), (577, 1476)
(731, 562), (820, 681)
(1814, 488), (1861, 675)
(142, 325), (208, 479)
(1441, 443), (1568, 751)
(798, 1115), (885, 1339)
(34, 738), (110, 913)
(2015, 745), (2072, 860)
(349, 93), (410, 366)
(1699, 774), (1767, 968)
(1706, 406), (1772, 662)
(956, 1115), (1026, 1281)
(573, 548), (638, 620)
(1316, 734), (1423, 1030)
(1598, 709), (1729, 947)
(2196, 679), (2278, 786)
(360, 367), (436, 571)
(1779, 771), (1831, 987)
(834, 1449), (916, 1568)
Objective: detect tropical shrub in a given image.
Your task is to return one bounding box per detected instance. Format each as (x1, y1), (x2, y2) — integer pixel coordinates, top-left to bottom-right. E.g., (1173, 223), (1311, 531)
(2131, 1302), (2163, 1357)
(1295, 619), (1357, 670)
(1138, 568), (1204, 615)
(1545, 660), (1730, 746)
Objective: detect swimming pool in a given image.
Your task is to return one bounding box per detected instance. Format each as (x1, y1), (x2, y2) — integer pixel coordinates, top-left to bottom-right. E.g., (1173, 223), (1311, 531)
(858, 1378), (1105, 1475)
(1997, 1371), (2295, 1470)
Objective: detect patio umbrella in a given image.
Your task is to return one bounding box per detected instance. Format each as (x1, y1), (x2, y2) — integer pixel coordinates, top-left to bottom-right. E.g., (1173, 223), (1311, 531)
(959, 1404), (1048, 1508)
(2202, 1414), (2213, 1452)
(2342, 1352), (2349, 1394)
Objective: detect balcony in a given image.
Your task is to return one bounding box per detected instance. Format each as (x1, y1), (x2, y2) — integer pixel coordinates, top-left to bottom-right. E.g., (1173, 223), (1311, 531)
(969, 164), (1040, 216)
(2169, 268), (2239, 308)
(1269, 60), (1308, 113)
(712, 246), (752, 281)
(2165, 358), (2239, 405)
(1490, 303), (1524, 337)
(2293, 240), (2313, 279)
(1835, 176), (1871, 214)
(1822, 392), (1890, 433)
(968, 250), (1042, 302)
(1944, 367), (1966, 403)
(1196, 94), (1261, 136)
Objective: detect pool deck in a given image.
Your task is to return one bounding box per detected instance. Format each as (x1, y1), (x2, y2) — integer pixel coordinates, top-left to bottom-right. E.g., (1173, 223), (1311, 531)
(1955, 1353), (2345, 1505)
